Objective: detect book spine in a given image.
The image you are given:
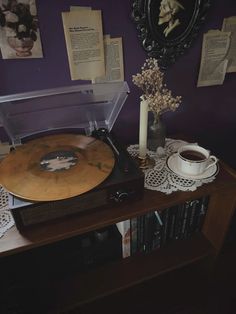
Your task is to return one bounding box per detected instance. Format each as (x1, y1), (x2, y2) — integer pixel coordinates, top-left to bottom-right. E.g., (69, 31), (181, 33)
(137, 215), (145, 253)
(160, 207), (169, 246)
(116, 220), (131, 258)
(184, 200), (196, 238)
(195, 195), (209, 231)
(174, 203), (185, 240)
(144, 212), (156, 253)
(187, 199), (201, 236)
(142, 214), (148, 253)
(180, 201), (190, 239)
(168, 206), (178, 242)
(130, 217), (138, 256)
(152, 210), (163, 250)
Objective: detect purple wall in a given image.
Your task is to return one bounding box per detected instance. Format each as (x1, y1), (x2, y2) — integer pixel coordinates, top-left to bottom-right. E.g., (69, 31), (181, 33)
(1, 0), (236, 168)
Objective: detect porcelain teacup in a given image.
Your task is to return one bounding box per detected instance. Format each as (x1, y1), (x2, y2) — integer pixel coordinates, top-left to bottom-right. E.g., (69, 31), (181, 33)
(177, 144), (218, 176)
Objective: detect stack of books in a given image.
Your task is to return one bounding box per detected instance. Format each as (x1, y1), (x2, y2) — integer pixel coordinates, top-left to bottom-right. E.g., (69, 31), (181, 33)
(116, 196), (209, 258)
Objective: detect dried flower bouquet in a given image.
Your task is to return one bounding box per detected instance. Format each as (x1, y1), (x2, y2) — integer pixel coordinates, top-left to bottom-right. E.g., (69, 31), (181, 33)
(132, 58), (182, 121)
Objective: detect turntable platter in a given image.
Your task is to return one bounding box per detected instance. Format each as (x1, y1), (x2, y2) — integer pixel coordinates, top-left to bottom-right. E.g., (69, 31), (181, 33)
(0, 134), (115, 201)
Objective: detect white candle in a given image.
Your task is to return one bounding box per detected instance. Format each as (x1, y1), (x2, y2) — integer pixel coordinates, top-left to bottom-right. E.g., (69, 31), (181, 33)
(139, 98), (148, 158)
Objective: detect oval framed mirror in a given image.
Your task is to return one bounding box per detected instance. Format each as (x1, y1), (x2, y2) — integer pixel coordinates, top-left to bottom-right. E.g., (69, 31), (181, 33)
(132, 0), (211, 69)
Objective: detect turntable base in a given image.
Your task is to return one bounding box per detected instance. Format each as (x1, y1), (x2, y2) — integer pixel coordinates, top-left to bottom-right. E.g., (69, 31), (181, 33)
(6, 130), (144, 230)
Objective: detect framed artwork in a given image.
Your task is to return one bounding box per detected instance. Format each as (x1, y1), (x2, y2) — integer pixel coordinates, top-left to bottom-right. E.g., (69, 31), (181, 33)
(0, 0), (43, 59)
(132, 0), (211, 69)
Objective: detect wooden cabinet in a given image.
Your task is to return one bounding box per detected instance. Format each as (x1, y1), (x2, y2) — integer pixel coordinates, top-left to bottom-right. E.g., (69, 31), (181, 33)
(1, 160), (236, 313)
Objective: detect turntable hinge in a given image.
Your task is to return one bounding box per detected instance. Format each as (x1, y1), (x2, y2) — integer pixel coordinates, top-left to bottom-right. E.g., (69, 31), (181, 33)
(11, 138), (22, 148)
(85, 121), (98, 135)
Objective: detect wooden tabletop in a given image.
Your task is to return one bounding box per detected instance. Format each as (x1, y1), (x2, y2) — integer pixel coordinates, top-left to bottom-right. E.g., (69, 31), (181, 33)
(0, 160), (236, 258)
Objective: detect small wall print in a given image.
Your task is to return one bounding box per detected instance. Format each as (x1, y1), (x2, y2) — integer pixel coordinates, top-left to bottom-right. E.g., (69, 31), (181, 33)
(0, 0), (43, 59)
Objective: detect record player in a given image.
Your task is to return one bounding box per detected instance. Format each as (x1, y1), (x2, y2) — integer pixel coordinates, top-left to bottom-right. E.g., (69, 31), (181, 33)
(0, 82), (144, 231)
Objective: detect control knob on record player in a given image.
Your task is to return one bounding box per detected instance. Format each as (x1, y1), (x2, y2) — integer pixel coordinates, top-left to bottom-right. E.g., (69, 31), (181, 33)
(111, 190), (129, 203)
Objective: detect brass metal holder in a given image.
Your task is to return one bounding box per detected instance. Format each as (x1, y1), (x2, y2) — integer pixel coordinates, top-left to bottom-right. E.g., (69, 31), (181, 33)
(135, 155), (155, 170)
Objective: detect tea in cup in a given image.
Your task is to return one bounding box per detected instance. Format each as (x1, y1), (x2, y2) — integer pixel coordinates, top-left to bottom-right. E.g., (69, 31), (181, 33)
(177, 144), (218, 176)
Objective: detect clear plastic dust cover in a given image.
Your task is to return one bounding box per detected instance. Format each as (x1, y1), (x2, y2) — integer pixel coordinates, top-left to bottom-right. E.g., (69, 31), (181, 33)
(0, 81), (129, 146)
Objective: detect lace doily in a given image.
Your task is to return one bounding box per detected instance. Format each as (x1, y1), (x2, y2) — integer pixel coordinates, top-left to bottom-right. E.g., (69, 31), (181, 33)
(128, 138), (218, 194)
(0, 187), (15, 238)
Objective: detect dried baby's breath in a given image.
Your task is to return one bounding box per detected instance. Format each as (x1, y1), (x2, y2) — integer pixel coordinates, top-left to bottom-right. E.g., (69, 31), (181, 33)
(132, 58), (182, 117)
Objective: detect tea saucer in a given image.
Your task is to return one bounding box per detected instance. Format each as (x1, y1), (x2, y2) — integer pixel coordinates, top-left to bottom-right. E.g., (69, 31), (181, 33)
(166, 153), (219, 180)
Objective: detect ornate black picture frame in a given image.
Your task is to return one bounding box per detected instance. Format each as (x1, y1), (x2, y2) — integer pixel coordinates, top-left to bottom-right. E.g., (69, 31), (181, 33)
(132, 0), (211, 69)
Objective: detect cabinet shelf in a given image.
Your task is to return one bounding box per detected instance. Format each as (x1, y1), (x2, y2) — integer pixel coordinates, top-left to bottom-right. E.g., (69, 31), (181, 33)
(44, 233), (214, 312)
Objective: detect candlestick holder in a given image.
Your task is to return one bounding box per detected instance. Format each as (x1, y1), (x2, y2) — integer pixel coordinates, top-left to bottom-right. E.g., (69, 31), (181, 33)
(135, 154), (155, 170)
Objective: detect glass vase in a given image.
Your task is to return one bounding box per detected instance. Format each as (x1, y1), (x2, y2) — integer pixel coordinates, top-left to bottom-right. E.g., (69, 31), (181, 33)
(147, 112), (166, 151)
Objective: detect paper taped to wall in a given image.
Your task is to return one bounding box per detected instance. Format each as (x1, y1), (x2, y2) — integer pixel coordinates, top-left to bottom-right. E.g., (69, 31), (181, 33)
(197, 30), (230, 87)
(62, 9), (105, 81)
(62, 6), (124, 82)
(197, 16), (236, 87)
(222, 16), (236, 73)
(95, 36), (124, 83)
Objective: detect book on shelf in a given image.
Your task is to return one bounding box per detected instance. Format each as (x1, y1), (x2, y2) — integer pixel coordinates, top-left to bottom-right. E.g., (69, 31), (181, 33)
(131, 212), (163, 255)
(160, 207), (170, 246)
(166, 205), (178, 242)
(181, 200), (192, 239)
(130, 217), (138, 255)
(116, 220), (131, 258)
(173, 203), (185, 240)
(137, 215), (145, 253)
(151, 211), (163, 251)
(145, 212), (158, 253)
(195, 195), (209, 232)
(118, 195), (210, 258)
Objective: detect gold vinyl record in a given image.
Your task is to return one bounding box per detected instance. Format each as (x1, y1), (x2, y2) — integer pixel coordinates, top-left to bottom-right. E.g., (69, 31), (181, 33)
(0, 134), (115, 201)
